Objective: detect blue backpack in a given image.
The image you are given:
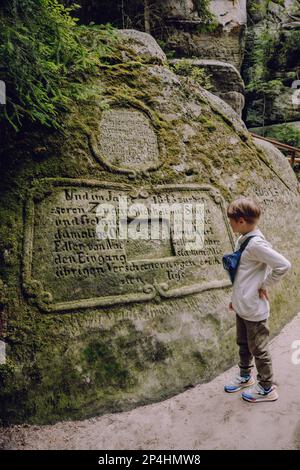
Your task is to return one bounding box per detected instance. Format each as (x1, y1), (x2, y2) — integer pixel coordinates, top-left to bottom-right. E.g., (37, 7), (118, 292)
(222, 236), (257, 284)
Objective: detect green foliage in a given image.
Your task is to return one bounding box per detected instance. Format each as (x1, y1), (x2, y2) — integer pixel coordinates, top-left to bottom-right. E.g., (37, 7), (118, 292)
(261, 124), (300, 148)
(244, 4), (300, 94)
(279, 30), (300, 69)
(263, 0), (285, 8)
(156, 38), (176, 59)
(247, 78), (283, 97)
(245, 25), (281, 93)
(243, 22), (286, 125)
(248, 0), (285, 16)
(0, 0), (117, 131)
(244, 16), (300, 126)
(170, 59), (213, 90)
(194, 0), (214, 21)
(194, 0), (218, 32)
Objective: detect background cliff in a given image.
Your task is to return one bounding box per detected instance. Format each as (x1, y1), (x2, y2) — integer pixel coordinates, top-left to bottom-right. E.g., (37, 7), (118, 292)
(60, 0), (300, 148)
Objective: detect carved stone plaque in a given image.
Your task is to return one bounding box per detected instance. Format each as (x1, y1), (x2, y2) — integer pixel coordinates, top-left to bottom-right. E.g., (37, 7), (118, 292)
(22, 179), (234, 312)
(91, 109), (162, 176)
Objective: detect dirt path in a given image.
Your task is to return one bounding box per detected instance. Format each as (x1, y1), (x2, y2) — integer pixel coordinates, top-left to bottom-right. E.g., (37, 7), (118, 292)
(1, 313), (300, 450)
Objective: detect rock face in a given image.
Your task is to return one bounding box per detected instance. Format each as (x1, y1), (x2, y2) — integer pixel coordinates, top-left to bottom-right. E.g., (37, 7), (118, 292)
(62, 1), (300, 140)
(161, 0), (199, 20)
(252, 137), (300, 191)
(118, 29), (167, 63)
(1, 30), (300, 425)
(211, 0), (247, 29)
(170, 59), (245, 115)
(161, 0), (247, 70)
(248, 0), (300, 23)
(243, 0), (300, 130)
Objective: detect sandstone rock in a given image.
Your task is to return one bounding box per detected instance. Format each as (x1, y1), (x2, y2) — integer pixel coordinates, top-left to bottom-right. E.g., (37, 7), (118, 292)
(159, 0), (247, 70)
(1, 29), (299, 425)
(218, 91), (245, 116)
(248, 0), (299, 23)
(252, 137), (299, 194)
(163, 0), (247, 30)
(210, 0), (247, 31)
(166, 27), (247, 71)
(170, 59), (245, 115)
(118, 29), (167, 63)
(159, 0), (199, 21)
(201, 88), (247, 133)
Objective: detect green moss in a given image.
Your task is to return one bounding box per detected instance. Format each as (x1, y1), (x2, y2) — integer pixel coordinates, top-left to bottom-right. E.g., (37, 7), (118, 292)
(196, 115), (216, 131)
(0, 292), (174, 424)
(0, 26), (298, 426)
(170, 60), (213, 90)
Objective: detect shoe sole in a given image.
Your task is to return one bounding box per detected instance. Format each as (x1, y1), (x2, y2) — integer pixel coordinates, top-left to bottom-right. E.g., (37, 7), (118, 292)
(242, 390), (279, 403)
(224, 377), (255, 393)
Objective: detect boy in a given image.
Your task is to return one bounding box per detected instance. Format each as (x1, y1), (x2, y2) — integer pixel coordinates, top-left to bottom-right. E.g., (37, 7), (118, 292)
(224, 197), (291, 402)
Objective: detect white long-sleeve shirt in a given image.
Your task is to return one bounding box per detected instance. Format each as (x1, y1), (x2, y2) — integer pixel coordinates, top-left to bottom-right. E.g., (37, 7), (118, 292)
(231, 227), (291, 321)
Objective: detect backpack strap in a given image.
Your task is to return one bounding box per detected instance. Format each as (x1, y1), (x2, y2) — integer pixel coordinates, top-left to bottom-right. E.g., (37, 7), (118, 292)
(238, 235), (258, 253)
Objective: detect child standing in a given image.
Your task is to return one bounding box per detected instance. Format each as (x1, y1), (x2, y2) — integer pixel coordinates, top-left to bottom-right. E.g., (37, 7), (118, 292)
(224, 197), (291, 402)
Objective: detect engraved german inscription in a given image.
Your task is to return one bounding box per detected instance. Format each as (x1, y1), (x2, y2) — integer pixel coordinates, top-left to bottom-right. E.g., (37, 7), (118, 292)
(23, 181), (234, 312)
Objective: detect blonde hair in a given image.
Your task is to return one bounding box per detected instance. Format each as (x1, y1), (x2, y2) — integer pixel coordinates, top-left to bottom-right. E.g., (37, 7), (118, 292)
(227, 197), (261, 224)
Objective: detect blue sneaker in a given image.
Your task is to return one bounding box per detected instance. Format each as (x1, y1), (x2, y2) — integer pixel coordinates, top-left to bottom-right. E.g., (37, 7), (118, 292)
(224, 375), (255, 393)
(242, 383), (278, 403)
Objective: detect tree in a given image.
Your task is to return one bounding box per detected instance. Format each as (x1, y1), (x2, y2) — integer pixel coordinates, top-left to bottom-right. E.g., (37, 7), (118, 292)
(144, 0), (151, 33)
(0, 0), (115, 131)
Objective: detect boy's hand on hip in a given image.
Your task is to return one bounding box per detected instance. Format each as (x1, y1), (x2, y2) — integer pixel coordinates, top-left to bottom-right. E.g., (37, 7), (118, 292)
(258, 288), (269, 300)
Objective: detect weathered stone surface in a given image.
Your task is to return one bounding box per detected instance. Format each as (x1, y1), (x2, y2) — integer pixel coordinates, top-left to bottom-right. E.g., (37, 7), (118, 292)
(211, 0), (247, 31)
(188, 60), (245, 94)
(1, 30), (300, 425)
(118, 29), (167, 63)
(218, 91), (245, 116)
(96, 108), (162, 175)
(170, 59), (245, 115)
(24, 182), (234, 313)
(166, 28), (246, 71)
(252, 137), (299, 193)
(160, 0), (198, 20)
(248, 0), (299, 23)
(162, 0), (247, 69)
(162, 0), (247, 31)
(201, 88), (247, 133)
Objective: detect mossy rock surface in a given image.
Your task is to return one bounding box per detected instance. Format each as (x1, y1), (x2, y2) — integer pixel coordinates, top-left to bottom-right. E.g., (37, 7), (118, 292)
(0, 30), (299, 425)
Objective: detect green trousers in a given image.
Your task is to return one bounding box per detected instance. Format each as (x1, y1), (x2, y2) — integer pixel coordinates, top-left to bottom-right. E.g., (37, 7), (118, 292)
(236, 313), (273, 389)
